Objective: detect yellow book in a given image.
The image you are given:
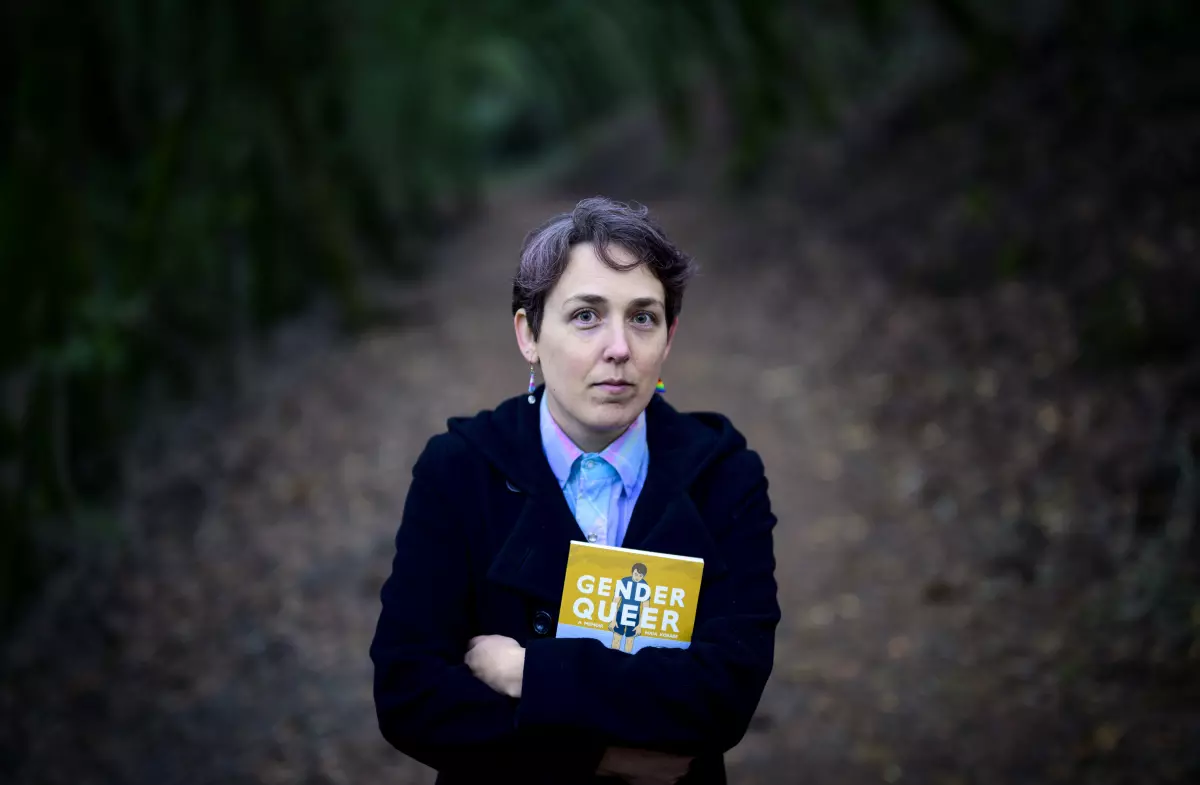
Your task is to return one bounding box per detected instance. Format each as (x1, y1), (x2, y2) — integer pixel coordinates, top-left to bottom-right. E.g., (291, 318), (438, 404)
(556, 541), (704, 654)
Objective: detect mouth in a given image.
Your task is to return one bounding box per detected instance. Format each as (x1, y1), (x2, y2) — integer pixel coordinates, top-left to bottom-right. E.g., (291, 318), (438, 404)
(593, 380), (635, 393)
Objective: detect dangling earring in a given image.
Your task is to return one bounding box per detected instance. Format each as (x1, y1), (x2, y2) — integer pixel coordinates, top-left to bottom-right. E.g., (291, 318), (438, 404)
(655, 378), (666, 395)
(527, 363), (537, 404)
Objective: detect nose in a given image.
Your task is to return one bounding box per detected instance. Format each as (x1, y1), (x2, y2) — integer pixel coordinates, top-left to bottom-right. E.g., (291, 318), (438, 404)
(602, 323), (631, 364)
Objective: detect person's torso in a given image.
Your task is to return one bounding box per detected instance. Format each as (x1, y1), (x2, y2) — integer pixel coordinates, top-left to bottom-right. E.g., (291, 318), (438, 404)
(430, 392), (748, 785)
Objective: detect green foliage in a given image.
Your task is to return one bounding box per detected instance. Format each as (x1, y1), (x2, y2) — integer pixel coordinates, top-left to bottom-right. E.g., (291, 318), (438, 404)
(4, 0), (1193, 630)
(0, 0), (804, 630)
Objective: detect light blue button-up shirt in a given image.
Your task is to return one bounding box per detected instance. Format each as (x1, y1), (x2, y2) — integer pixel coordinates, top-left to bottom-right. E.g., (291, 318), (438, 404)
(539, 393), (649, 547)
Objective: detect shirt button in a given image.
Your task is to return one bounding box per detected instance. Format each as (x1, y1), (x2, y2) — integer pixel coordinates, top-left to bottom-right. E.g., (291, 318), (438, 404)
(531, 610), (553, 636)
(587, 532), (599, 543)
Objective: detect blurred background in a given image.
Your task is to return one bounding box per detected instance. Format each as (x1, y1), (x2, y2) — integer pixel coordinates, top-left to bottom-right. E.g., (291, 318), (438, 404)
(2, 1), (1198, 783)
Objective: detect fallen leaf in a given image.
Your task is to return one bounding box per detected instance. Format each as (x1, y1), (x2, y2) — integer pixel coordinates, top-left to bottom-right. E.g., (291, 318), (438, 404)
(842, 423), (874, 451)
(922, 578), (962, 605)
(920, 422), (946, 449)
(975, 369), (998, 398)
(1037, 404), (1062, 434)
(1092, 723), (1124, 753)
(807, 604), (835, 627)
(816, 451), (843, 481)
(887, 636), (912, 659)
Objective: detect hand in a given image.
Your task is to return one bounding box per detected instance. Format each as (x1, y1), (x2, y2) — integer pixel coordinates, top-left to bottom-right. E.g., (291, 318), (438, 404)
(596, 746), (694, 785)
(631, 627), (641, 636)
(610, 622), (618, 632)
(464, 635), (525, 698)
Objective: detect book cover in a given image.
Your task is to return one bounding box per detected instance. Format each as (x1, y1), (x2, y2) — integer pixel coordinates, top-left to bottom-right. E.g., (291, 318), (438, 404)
(555, 541), (704, 654)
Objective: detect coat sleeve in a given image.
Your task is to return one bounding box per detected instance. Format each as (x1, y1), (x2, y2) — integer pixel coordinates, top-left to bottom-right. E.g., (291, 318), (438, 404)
(369, 436), (605, 779)
(516, 450), (781, 754)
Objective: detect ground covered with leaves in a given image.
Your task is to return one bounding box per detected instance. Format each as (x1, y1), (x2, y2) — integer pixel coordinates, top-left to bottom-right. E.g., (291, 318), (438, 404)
(3, 44), (1199, 785)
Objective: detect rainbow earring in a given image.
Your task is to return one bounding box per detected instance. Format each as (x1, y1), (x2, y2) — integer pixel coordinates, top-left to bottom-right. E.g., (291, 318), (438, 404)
(655, 378), (666, 395)
(527, 363), (537, 404)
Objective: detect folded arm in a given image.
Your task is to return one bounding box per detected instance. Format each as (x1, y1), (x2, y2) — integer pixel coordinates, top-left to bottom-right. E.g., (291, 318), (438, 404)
(517, 453), (780, 754)
(369, 439), (603, 778)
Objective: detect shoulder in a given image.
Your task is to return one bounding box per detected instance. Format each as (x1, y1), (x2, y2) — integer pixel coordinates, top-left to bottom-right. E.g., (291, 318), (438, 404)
(414, 430), (473, 468)
(410, 426), (490, 484)
(412, 392), (532, 481)
(422, 392), (524, 461)
(662, 403), (766, 485)
(671, 408), (770, 513)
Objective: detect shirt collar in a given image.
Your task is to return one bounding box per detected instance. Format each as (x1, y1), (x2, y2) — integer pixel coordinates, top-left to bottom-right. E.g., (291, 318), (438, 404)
(539, 392), (647, 495)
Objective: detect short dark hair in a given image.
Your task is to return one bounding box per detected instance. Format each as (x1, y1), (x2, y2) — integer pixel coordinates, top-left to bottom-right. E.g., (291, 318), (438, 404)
(632, 562), (648, 576)
(512, 197), (698, 339)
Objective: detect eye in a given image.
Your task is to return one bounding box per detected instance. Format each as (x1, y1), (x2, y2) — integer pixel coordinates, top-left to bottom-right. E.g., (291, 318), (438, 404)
(631, 311), (659, 327)
(573, 308), (599, 326)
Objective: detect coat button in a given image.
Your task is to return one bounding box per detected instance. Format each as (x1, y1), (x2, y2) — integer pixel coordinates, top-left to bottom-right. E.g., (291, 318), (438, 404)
(531, 610), (553, 636)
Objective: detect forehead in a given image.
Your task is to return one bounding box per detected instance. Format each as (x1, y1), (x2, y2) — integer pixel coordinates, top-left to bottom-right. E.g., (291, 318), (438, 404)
(548, 243), (664, 305)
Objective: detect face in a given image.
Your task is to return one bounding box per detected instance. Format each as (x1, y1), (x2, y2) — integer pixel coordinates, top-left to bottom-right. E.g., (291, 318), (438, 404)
(515, 242), (675, 452)
(632, 568), (645, 582)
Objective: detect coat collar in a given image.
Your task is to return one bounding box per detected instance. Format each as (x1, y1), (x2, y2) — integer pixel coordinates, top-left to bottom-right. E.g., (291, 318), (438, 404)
(459, 387), (731, 607)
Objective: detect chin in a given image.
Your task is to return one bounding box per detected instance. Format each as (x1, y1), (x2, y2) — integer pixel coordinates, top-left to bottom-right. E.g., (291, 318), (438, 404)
(584, 396), (644, 430)
(582, 408), (629, 432)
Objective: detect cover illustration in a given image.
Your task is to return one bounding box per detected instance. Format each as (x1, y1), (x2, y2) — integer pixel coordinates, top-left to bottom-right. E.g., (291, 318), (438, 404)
(556, 540), (704, 654)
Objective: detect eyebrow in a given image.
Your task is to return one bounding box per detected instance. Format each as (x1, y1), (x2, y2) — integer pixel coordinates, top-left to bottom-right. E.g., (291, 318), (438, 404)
(562, 294), (665, 311)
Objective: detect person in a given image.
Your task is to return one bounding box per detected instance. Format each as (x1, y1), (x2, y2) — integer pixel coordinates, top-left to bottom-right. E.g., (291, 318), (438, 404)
(610, 562), (650, 653)
(370, 197), (780, 785)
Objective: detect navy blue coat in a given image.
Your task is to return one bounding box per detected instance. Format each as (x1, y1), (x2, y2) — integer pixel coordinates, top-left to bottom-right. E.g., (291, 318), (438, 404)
(370, 387), (780, 784)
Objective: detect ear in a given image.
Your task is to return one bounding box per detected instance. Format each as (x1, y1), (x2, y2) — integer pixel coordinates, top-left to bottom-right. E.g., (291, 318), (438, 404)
(514, 308), (538, 363)
(662, 316), (680, 361)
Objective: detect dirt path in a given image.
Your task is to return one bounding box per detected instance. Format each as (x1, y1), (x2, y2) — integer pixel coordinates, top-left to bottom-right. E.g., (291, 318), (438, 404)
(3, 112), (1195, 785)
